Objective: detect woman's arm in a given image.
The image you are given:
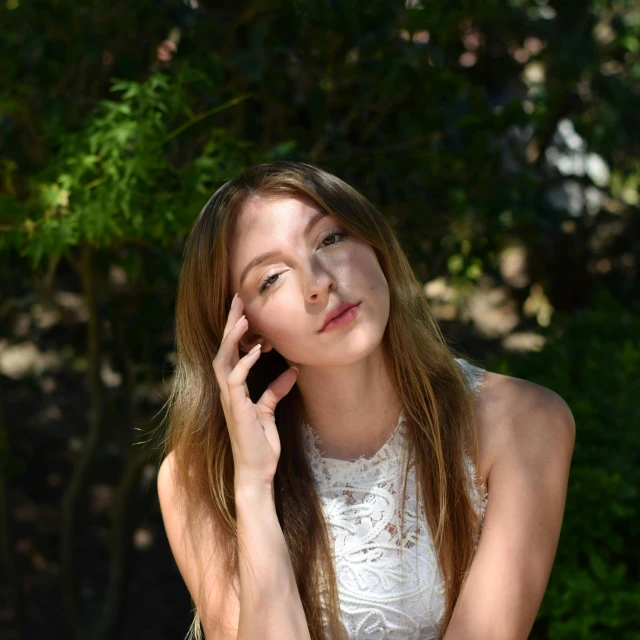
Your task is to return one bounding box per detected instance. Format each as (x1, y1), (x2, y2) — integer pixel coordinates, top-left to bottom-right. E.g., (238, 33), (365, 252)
(158, 451), (311, 640)
(444, 377), (576, 640)
(235, 480), (312, 640)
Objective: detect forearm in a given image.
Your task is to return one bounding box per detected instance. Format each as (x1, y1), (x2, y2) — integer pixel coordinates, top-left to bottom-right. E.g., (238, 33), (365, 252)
(235, 482), (311, 640)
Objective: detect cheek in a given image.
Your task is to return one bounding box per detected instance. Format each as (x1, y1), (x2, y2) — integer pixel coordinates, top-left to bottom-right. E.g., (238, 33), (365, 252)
(357, 254), (390, 323)
(256, 314), (296, 341)
(354, 249), (388, 295)
(258, 311), (318, 361)
(251, 298), (304, 345)
(368, 266), (388, 294)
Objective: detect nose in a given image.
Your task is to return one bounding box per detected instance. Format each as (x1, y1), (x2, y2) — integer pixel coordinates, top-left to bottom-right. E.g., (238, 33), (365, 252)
(303, 258), (337, 302)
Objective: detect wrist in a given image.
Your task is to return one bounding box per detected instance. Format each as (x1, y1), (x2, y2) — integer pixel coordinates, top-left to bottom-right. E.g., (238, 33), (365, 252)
(234, 477), (275, 503)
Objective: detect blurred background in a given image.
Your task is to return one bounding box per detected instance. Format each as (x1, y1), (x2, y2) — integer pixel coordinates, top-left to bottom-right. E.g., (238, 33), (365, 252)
(1, 0), (639, 638)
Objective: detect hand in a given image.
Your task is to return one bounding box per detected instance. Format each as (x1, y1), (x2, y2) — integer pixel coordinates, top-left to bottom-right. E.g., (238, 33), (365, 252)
(212, 293), (299, 489)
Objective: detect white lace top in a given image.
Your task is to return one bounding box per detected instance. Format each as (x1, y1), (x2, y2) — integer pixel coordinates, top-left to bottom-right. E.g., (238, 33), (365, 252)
(300, 358), (488, 640)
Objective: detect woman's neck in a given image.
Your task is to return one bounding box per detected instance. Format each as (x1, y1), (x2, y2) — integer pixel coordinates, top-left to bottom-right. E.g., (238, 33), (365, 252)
(294, 343), (403, 460)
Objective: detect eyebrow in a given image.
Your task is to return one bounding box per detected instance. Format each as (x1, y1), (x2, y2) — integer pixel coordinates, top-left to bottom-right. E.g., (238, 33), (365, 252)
(239, 210), (327, 286)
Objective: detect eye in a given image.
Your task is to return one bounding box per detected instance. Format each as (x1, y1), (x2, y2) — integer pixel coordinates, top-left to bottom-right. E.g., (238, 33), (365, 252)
(258, 272), (281, 293)
(320, 228), (348, 247)
(257, 229), (348, 294)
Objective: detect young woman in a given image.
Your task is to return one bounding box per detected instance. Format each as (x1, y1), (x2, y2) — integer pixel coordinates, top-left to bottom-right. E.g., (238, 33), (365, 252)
(157, 161), (575, 640)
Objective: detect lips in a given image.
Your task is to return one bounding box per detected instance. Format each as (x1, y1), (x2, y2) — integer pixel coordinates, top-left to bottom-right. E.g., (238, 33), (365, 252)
(320, 301), (360, 332)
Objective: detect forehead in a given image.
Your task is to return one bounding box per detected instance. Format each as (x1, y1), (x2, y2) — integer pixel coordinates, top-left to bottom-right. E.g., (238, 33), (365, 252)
(227, 193), (329, 286)
(235, 193), (322, 234)
(230, 193), (326, 251)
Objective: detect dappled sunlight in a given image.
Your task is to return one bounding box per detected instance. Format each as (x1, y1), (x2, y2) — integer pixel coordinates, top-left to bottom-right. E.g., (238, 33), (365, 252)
(2, 0), (639, 637)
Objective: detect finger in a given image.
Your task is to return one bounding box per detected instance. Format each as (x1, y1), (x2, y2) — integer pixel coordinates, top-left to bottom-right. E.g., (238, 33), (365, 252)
(214, 316), (249, 403)
(226, 343), (262, 414)
(257, 367), (299, 415)
(217, 314), (248, 372)
(222, 293), (245, 342)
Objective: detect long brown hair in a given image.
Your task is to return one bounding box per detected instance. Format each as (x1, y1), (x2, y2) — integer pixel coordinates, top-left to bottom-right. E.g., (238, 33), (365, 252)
(159, 161), (485, 639)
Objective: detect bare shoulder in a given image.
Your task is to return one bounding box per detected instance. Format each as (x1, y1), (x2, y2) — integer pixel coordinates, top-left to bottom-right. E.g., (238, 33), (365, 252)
(444, 370), (576, 637)
(157, 450), (181, 516)
(474, 369), (576, 484)
(158, 449), (176, 492)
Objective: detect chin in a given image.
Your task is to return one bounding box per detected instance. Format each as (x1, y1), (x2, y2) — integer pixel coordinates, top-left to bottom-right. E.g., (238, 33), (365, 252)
(293, 331), (386, 367)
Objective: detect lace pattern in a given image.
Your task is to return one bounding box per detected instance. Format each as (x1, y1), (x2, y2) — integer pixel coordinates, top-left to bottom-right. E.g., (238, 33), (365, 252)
(301, 357), (488, 639)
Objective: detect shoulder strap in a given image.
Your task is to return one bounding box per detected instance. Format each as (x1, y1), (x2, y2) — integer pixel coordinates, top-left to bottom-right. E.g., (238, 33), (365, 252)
(453, 357), (486, 395)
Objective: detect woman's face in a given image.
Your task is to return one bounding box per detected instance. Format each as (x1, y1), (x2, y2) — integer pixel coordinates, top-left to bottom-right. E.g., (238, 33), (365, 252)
(227, 193), (390, 367)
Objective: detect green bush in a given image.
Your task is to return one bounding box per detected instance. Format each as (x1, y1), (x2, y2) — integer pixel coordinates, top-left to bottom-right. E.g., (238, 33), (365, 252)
(487, 289), (640, 638)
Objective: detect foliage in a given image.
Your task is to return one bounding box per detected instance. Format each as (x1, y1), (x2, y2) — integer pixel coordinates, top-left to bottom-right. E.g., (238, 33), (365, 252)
(1, 0), (639, 636)
(1, 0), (639, 301)
(488, 289), (640, 638)
(3, 67), (255, 267)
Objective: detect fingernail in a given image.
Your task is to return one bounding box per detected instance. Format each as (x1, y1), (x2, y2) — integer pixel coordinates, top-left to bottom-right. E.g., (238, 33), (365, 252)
(232, 293), (238, 306)
(291, 366), (299, 375)
(249, 343), (261, 354)
(234, 314), (245, 327)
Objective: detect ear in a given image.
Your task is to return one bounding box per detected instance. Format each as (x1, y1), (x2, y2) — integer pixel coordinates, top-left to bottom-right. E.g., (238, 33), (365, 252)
(238, 328), (274, 354)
